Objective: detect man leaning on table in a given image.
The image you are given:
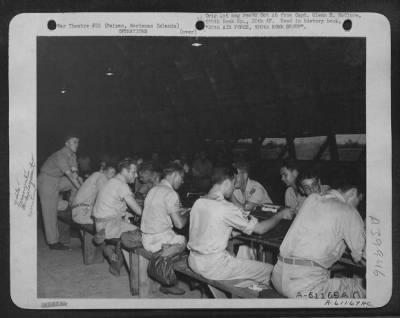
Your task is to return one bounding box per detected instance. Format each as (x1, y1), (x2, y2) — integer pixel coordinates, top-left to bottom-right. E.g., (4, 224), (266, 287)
(230, 161), (273, 211)
(271, 178), (366, 298)
(187, 167), (294, 285)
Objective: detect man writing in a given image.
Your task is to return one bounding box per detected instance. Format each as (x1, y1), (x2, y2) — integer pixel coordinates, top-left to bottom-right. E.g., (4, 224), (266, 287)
(271, 179), (366, 298)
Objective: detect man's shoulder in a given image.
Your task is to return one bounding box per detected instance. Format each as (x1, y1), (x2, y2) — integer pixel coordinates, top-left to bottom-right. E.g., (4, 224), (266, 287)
(248, 179), (265, 189)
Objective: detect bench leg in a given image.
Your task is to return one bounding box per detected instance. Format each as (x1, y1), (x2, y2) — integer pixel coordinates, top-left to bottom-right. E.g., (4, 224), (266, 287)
(130, 251), (139, 296)
(207, 285), (229, 299)
(138, 255), (160, 298)
(82, 231), (104, 265)
(57, 219), (71, 245)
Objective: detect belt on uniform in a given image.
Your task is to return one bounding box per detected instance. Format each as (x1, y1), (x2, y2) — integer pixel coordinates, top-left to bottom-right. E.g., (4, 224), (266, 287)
(71, 203), (91, 210)
(94, 216), (120, 223)
(277, 255), (324, 269)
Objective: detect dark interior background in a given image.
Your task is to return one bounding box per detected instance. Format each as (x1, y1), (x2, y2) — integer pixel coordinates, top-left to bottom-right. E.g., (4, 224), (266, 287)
(37, 37), (365, 159)
(37, 36), (366, 205)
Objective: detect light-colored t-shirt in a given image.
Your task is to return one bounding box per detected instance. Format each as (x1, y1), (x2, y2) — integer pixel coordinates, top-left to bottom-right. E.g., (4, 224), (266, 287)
(279, 190), (365, 269)
(40, 147), (78, 177)
(93, 174), (132, 219)
(187, 192), (258, 255)
(285, 187), (306, 212)
(140, 179), (181, 235)
(232, 178), (272, 206)
(73, 171), (108, 206)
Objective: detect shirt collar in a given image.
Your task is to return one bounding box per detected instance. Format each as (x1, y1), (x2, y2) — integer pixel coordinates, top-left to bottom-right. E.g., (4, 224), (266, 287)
(61, 146), (74, 157)
(160, 179), (173, 189)
(115, 174), (126, 183)
(322, 189), (346, 203)
(206, 190), (225, 201)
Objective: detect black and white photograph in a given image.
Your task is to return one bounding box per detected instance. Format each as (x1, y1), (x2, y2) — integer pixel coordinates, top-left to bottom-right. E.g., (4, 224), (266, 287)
(9, 12), (391, 309)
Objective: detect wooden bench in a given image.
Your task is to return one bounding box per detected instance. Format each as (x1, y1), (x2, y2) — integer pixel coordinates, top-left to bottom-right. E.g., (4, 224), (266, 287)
(57, 209), (104, 265)
(123, 246), (283, 298)
(57, 209), (284, 298)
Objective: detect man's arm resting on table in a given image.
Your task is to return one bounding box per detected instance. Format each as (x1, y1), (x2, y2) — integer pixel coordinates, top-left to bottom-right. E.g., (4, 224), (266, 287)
(124, 195), (142, 216)
(170, 210), (189, 229)
(252, 208), (293, 235)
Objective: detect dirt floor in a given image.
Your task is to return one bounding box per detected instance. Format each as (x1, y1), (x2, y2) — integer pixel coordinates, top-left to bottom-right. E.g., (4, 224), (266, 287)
(37, 222), (203, 299)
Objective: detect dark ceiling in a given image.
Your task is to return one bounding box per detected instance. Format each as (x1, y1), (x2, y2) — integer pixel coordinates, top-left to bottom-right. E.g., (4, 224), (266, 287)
(37, 36), (365, 160)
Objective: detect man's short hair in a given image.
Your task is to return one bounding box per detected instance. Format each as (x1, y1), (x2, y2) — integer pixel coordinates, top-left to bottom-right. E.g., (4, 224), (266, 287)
(105, 163), (117, 171)
(162, 161), (184, 177)
(64, 133), (79, 143)
(139, 161), (153, 173)
(117, 158), (136, 173)
(332, 176), (365, 195)
(298, 167), (321, 182)
(280, 159), (299, 172)
(232, 161), (250, 174)
(211, 167), (236, 185)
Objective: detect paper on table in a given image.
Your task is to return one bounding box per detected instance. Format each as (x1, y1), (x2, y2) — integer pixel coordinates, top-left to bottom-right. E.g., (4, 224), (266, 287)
(260, 203), (281, 213)
(234, 280), (271, 291)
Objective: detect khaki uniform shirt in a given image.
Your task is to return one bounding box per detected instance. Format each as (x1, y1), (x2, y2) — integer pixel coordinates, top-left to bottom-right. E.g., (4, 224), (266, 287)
(40, 146), (78, 177)
(140, 179), (181, 235)
(73, 171), (108, 207)
(93, 174), (132, 219)
(232, 178), (272, 206)
(188, 191), (258, 255)
(279, 190), (365, 268)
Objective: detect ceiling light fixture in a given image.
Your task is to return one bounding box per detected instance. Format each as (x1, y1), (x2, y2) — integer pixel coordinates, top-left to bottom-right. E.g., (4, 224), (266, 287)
(106, 67), (114, 76)
(192, 37), (203, 47)
(60, 87), (67, 94)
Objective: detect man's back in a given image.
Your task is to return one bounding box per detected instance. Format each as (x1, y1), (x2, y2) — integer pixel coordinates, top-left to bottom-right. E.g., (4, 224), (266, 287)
(280, 190), (365, 268)
(73, 171), (107, 206)
(140, 180), (179, 234)
(93, 176), (131, 219)
(188, 194), (257, 255)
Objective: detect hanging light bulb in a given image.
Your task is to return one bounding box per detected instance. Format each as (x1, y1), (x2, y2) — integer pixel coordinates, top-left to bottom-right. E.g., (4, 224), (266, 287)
(192, 36), (203, 47)
(106, 67), (114, 76)
(60, 87), (67, 94)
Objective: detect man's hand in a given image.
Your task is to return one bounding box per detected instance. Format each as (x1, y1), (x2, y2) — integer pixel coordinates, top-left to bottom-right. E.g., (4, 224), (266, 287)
(123, 211), (134, 222)
(178, 208), (191, 215)
(278, 208), (295, 220)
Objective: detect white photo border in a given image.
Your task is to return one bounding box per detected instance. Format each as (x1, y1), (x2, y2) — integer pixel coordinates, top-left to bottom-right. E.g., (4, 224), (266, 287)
(9, 12), (392, 309)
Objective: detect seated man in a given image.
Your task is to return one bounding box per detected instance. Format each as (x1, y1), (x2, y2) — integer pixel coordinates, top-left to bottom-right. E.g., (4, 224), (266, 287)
(93, 158), (142, 275)
(140, 161), (189, 295)
(71, 164), (116, 224)
(134, 162), (161, 206)
(187, 167), (294, 285)
(297, 167), (330, 197)
(280, 160), (305, 214)
(271, 180), (366, 298)
(231, 161), (273, 211)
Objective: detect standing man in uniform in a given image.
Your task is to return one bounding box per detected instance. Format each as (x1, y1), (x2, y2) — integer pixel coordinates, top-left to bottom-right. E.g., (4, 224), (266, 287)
(271, 180), (366, 298)
(187, 167), (294, 284)
(38, 134), (82, 250)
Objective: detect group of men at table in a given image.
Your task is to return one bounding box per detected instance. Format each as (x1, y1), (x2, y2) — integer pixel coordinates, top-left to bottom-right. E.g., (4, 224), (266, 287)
(37, 134), (366, 298)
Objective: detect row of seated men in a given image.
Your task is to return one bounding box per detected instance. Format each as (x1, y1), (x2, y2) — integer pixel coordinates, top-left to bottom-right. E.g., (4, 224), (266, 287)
(37, 134), (366, 298)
